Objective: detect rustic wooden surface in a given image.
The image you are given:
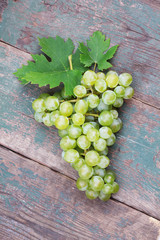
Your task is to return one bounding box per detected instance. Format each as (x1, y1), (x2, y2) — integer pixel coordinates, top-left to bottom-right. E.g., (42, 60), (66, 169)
(0, 0), (160, 239)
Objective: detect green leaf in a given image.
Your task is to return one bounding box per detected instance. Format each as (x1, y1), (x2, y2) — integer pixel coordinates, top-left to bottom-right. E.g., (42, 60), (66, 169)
(14, 36), (87, 96)
(79, 31), (119, 71)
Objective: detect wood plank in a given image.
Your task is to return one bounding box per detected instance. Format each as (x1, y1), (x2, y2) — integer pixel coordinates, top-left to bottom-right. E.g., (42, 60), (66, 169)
(0, 42), (160, 219)
(0, 0), (160, 107)
(0, 146), (160, 240)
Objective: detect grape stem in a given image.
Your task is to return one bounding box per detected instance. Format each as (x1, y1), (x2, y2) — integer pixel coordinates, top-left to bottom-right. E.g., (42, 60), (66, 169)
(93, 62), (97, 72)
(85, 113), (99, 117)
(90, 86), (94, 94)
(68, 55), (73, 70)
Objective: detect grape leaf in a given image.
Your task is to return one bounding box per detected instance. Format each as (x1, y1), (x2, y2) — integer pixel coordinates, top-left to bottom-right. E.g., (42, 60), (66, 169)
(79, 31), (119, 71)
(14, 36), (87, 96)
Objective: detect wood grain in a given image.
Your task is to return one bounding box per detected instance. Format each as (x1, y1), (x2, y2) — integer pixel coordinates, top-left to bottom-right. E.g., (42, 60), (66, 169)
(0, 41), (160, 220)
(0, 146), (160, 240)
(0, 0), (160, 107)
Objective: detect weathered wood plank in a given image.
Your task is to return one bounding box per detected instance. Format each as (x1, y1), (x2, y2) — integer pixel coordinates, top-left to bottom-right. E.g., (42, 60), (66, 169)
(0, 0), (160, 107)
(0, 146), (160, 240)
(0, 42), (160, 219)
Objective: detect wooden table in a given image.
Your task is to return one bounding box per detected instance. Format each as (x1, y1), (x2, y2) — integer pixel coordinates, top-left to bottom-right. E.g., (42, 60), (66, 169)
(0, 1), (160, 239)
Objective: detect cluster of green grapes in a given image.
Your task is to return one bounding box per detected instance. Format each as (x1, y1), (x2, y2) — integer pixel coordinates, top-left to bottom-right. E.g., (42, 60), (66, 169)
(32, 70), (134, 201)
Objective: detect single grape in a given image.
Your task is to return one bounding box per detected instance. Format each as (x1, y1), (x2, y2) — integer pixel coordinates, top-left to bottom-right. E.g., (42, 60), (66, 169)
(42, 113), (53, 126)
(99, 126), (112, 139)
(113, 97), (124, 108)
(78, 164), (94, 179)
(109, 118), (122, 133)
(99, 191), (111, 201)
(104, 174), (115, 184)
(50, 110), (60, 124)
(97, 72), (106, 80)
(94, 166), (106, 178)
(38, 93), (50, 99)
(97, 99), (112, 112)
(106, 70), (118, 77)
(102, 183), (114, 195)
(123, 86), (134, 99)
(44, 96), (59, 111)
(106, 133), (116, 146)
(75, 100), (88, 114)
(93, 138), (107, 151)
(99, 147), (108, 156)
(34, 112), (44, 122)
(106, 73), (119, 88)
(112, 182), (119, 193)
(82, 70), (97, 86)
(105, 169), (116, 179)
(76, 178), (89, 191)
(98, 111), (114, 126)
(68, 125), (82, 139)
(90, 122), (99, 130)
(119, 73), (132, 87)
(60, 101), (73, 116)
(85, 189), (99, 199)
(55, 115), (69, 130)
(32, 98), (46, 112)
(73, 85), (87, 98)
(97, 155), (110, 168)
(82, 122), (94, 135)
(87, 94), (100, 108)
(110, 110), (118, 119)
(114, 86), (125, 97)
(72, 113), (85, 126)
(60, 136), (76, 151)
(102, 90), (116, 105)
(95, 79), (107, 93)
(64, 149), (79, 163)
(58, 128), (68, 138)
(72, 158), (85, 171)
(85, 115), (95, 122)
(85, 150), (100, 166)
(89, 176), (104, 191)
(87, 128), (99, 142)
(77, 135), (91, 150)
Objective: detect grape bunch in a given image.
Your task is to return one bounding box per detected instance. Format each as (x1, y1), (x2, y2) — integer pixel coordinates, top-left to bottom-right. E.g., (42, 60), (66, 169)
(32, 70), (134, 201)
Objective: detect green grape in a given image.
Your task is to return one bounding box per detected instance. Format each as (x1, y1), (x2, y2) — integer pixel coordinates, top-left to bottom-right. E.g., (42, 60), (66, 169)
(104, 174), (115, 184)
(72, 113), (85, 126)
(97, 99), (112, 112)
(60, 102), (73, 116)
(94, 166), (106, 178)
(105, 169), (116, 179)
(38, 93), (50, 99)
(114, 86), (125, 97)
(58, 128), (68, 138)
(44, 96), (59, 111)
(87, 128), (99, 142)
(50, 110), (60, 124)
(85, 189), (99, 200)
(102, 90), (116, 105)
(64, 149), (79, 163)
(82, 122), (94, 135)
(87, 94), (100, 108)
(60, 136), (76, 151)
(85, 115), (95, 122)
(97, 155), (110, 168)
(95, 79), (107, 93)
(99, 191), (111, 201)
(72, 158), (85, 171)
(98, 111), (114, 126)
(123, 86), (134, 99)
(82, 70), (97, 86)
(89, 176), (104, 191)
(109, 118), (122, 133)
(73, 85), (87, 98)
(76, 178), (89, 191)
(113, 97), (124, 108)
(53, 91), (62, 100)
(118, 118), (123, 129)
(112, 182), (119, 193)
(106, 133), (116, 146)
(119, 73), (132, 87)
(106, 70), (118, 77)
(85, 150), (100, 166)
(55, 115), (69, 130)
(99, 147), (108, 156)
(102, 183), (114, 195)
(75, 100), (88, 114)
(106, 73), (119, 88)
(99, 126), (112, 139)
(68, 125), (82, 139)
(93, 138), (107, 151)
(97, 72), (106, 80)
(42, 113), (53, 126)
(34, 112), (44, 122)
(61, 88), (72, 100)
(32, 98), (46, 112)
(110, 110), (118, 119)
(90, 122), (99, 130)
(78, 164), (94, 179)
(77, 135), (91, 150)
